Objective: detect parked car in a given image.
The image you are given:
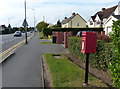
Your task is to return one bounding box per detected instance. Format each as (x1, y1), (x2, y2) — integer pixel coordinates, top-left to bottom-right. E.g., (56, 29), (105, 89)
(30, 31), (33, 33)
(76, 31), (93, 37)
(14, 31), (22, 37)
(76, 31), (82, 37)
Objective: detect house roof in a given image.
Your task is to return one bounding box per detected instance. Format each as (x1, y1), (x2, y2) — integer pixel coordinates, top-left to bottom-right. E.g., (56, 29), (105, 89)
(0, 25), (7, 28)
(113, 15), (120, 19)
(62, 15), (76, 24)
(91, 5), (117, 21)
(61, 13), (86, 24)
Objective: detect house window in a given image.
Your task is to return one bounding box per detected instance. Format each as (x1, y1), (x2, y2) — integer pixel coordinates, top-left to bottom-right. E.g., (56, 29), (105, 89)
(77, 23), (80, 26)
(96, 21), (100, 24)
(90, 21), (93, 25)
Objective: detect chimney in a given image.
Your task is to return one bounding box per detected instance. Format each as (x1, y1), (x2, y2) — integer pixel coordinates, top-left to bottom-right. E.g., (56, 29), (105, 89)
(102, 8), (106, 11)
(72, 12), (75, 16)
(65, 17), (67, 20)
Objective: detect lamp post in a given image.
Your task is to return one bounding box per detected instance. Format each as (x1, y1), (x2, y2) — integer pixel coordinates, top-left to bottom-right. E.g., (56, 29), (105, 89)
(31, 8), (35, 32)
(22, 0), (28, 44)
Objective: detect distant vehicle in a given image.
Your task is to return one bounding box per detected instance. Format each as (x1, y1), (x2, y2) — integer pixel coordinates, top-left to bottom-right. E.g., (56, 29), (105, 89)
(30, 31), (33, 33)
(14, 31), (22, 37)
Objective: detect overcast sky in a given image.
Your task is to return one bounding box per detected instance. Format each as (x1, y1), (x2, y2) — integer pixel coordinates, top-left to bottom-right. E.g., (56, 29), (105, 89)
(0, 0), (119, 27)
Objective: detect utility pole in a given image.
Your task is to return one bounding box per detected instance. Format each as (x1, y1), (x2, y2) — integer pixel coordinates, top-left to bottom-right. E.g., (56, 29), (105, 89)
(22, 0), (28, 44)
(43, 16), (45, 22)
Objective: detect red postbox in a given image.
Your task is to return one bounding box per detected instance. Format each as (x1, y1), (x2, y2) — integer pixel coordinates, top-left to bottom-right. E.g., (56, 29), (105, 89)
(81, 32), (97, 54)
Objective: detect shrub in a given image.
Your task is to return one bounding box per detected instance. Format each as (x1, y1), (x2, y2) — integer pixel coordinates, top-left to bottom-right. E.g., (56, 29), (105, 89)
(43, 28), (103, 36)
(96, 34), (112, 43)
(68, 37), (113, 71)
(43, 28), (52, 37)
(109, 20), (120, 87)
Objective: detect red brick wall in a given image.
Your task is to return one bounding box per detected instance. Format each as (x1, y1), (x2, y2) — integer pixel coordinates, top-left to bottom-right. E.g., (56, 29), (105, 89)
(64, 32), (72, 48)
(52, 31), (72, 46)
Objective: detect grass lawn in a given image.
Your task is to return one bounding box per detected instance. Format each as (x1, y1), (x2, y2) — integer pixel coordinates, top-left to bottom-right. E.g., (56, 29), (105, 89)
(40, 42), (53, 44)
(43, 53), (108, 87)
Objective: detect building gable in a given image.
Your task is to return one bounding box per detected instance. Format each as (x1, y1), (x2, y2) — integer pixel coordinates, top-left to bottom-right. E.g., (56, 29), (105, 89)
(62, 13), (86, 24)
(68, 14), (86, 27)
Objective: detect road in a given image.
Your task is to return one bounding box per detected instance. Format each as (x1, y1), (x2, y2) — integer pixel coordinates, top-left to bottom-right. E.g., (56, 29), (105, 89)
(2, 34), (42, 87)
(0, 32), (33, 53)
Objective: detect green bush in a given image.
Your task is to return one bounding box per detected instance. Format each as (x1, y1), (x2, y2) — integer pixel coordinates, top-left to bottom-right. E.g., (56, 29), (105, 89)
(109, 20), (120, 88)
(43, 28), (103, 36)
(68, 37), (113, 71)
(68, 37), (85, 61)
(43, 28), (52, 37)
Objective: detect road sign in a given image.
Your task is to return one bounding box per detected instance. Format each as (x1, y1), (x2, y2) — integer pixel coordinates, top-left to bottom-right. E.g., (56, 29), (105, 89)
(22, 19), (28, 27)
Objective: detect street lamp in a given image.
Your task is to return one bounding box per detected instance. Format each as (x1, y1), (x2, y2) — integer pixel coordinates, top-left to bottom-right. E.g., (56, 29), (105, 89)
(31, 8), (35, 32)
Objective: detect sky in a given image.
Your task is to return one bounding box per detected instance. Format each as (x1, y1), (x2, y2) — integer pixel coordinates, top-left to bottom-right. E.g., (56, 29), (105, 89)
(0, 0), (119, 27)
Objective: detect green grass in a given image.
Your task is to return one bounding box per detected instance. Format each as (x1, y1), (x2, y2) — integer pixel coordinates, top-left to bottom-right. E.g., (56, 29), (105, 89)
(40, 42), (53, 44)
(43, 53), (108, 87)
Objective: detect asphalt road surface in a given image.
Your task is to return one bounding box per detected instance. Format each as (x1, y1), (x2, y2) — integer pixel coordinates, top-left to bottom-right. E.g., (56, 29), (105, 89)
(0, 32), (33, 53)
(2, 34), (67, 87)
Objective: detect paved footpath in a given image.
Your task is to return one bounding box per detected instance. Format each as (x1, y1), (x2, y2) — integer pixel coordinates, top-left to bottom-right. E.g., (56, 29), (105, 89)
(2, 33), (67, 87)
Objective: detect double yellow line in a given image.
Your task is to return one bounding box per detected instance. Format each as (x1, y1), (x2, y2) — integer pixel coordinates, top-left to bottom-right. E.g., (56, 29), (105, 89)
(0, 33), (35, 61)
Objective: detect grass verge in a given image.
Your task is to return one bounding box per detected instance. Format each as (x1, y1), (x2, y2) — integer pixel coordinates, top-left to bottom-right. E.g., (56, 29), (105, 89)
(43, 53), (108, 87)
(40, 42), (53, 44)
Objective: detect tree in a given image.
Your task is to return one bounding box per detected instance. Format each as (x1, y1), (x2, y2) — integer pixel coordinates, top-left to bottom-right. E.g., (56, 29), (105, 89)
(36, 21), (49, 32)
(56, 20), (61, 27)
(19, 27), (24, 32)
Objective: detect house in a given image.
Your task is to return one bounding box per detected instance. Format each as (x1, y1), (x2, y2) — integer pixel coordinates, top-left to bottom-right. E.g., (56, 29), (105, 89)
(88, 2), (120, 35)
(104, 15), (120, 35)
(0, 25), (7, 31)
(61, 13), (86, 28)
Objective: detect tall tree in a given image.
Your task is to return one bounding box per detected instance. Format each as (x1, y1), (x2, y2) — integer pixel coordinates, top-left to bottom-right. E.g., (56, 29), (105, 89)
(56, 20), (61, 27)
(36, 21), (49, 32)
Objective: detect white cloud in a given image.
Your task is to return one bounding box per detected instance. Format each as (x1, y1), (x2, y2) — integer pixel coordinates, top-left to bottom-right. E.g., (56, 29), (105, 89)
(0, 0), (119, 27)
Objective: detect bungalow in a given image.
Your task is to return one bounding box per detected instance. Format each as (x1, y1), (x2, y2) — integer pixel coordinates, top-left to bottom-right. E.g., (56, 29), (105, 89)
(88, 2), (120, 35)
(61, 13), (86, 28)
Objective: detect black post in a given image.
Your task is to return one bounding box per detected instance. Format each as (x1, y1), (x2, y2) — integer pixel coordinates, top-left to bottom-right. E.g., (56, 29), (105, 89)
(84, 53), (89, 85)
(24, 0), (27, 44)
(25, 27), (27, 44)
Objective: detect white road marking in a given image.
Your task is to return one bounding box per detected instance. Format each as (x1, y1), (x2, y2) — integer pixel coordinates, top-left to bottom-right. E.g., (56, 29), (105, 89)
(0, 42), (4, 44)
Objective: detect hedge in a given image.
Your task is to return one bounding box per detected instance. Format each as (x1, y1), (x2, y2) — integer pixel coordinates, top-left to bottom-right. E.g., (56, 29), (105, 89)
(43, 27), (103, 36)
(109, 20), (120, 87)
(51, 27), (103, 32)
(43, 28), (52, 37)
(68, 37), (113, 71)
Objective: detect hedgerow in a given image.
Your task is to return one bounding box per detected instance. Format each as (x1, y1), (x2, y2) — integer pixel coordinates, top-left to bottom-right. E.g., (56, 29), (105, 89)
(68, 37), (113, 71)
(109, 20), (120, 88)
